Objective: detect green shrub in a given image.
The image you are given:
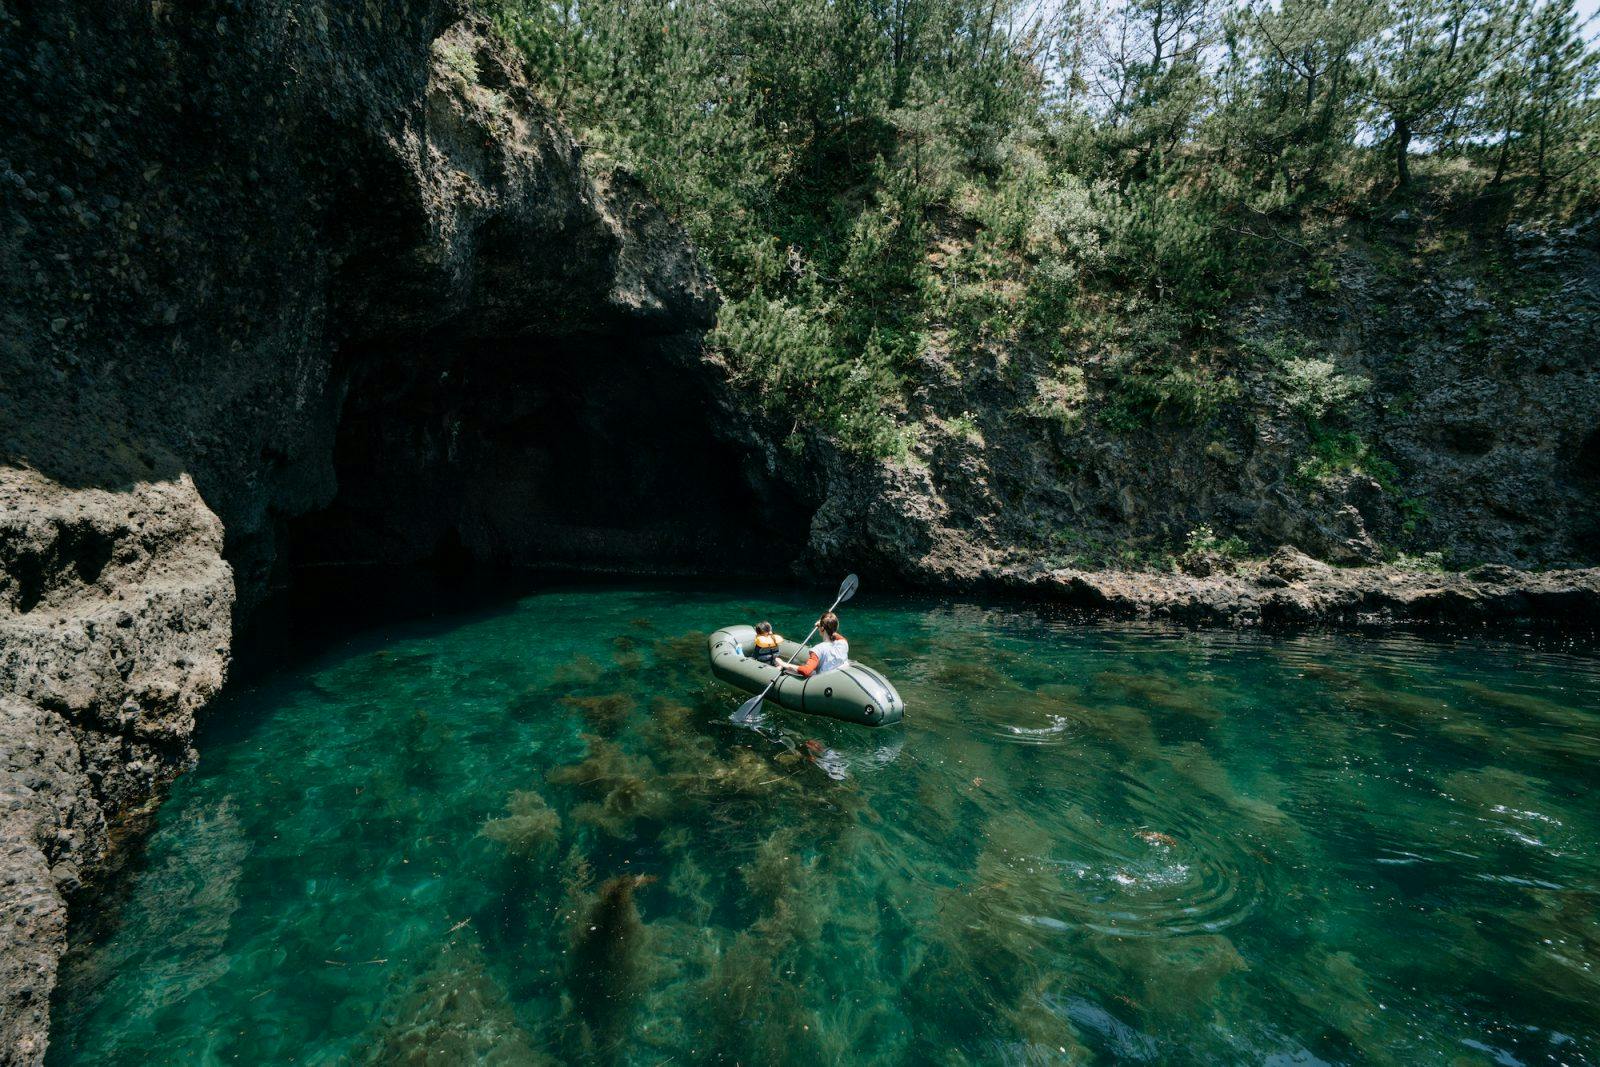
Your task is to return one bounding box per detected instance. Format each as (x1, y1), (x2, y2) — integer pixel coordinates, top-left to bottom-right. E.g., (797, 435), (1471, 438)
(1397, 494), (1429, 539)
(1240, 333), (1304, 364)
(1390, 550), (1447, 571)
(1093, 180), (1239, 319)
(1102, 362), (1241, 431)
(712, 291), (910, 458)
(1307, 259), (1341, 295)
(944, 242), (1020, 349)
(944, 410), (982, 443)
(485, 0), (1600, 463)
(1022, 368), (1088, 432)
(435, 39), (479, 84)
(1279, 357), (1371, 424)
(1296, 430), (1400, 487)
(1183, 524), (1249, 558)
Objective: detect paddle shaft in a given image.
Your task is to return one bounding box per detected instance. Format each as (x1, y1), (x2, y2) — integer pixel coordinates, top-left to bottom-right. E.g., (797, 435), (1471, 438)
(746, 587), (852, 706)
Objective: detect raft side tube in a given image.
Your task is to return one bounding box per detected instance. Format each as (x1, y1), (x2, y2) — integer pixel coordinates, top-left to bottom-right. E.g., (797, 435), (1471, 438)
(708, 626), (904, 727)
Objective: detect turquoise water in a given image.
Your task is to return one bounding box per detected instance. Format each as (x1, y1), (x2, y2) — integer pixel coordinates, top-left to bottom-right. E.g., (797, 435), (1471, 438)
(49, 585), (1600, 1065)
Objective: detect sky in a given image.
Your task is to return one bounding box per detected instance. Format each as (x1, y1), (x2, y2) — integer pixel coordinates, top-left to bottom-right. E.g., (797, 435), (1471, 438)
(1581, 0), (1600, 41)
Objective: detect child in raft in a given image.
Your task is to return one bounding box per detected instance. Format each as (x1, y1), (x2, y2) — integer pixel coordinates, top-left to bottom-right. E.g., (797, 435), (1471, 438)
(752, 621), (783, 665)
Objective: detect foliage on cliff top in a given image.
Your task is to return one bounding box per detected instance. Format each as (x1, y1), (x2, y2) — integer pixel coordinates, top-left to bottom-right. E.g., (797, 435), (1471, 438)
(485, 0), (1599, 456)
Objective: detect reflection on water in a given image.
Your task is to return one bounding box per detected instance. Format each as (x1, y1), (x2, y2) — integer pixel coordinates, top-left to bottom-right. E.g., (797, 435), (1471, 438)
(48, 587), (1600, 1064)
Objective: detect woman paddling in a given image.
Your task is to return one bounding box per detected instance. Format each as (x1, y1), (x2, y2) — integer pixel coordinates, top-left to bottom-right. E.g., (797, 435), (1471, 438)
(779, 611), (849, 678)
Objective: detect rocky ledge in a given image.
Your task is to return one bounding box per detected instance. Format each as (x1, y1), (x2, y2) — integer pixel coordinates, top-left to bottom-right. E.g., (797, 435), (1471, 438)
(0, 470), (231, 1064)
(998, 548), (1600, 629)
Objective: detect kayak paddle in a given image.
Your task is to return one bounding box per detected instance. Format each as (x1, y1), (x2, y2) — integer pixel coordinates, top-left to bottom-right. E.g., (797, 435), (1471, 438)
(734, 573), (859, 722)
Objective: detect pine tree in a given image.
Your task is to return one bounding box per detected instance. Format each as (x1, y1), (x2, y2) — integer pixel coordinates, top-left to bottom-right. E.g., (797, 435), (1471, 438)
(1364, 0), (1525, 189)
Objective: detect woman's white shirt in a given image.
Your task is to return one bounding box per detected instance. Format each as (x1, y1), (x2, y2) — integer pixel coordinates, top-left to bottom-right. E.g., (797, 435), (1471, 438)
(813, 637), (849, 674)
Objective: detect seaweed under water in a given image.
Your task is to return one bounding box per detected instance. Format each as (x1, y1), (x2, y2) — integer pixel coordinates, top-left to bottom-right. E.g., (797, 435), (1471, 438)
(45, 586), (1600, 1065)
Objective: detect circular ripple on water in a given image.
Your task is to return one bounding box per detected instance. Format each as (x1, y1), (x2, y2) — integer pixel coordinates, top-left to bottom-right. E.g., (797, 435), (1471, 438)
(1023, 777), (1270, 938)
(977, 687), (1091, 747)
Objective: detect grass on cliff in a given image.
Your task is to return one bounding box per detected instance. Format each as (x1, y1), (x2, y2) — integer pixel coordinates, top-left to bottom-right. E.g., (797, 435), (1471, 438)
(483, 0), (1597, 466)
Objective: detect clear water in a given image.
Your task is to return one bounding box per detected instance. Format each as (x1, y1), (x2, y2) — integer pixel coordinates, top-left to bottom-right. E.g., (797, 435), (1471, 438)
(48, 585), (1600, 1065)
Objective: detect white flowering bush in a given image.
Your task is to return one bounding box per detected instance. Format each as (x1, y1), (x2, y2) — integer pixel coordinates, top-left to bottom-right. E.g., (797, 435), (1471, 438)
(1279, 356), (1371, 423)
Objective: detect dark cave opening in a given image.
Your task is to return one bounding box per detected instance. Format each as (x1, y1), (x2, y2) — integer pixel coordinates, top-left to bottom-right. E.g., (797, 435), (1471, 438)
(1576, 427), (1600, 482)
(283, 332), (813, 581)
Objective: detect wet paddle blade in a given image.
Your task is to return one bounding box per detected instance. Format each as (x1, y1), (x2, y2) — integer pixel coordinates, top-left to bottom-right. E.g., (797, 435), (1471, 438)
(733, 694), (765, 723)
(836, 573), (860, 606)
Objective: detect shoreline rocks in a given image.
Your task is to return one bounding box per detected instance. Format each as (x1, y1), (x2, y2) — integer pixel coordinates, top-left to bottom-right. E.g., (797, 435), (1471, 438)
(995, 548), (1600, 629)
(0, 470), (233, 1064)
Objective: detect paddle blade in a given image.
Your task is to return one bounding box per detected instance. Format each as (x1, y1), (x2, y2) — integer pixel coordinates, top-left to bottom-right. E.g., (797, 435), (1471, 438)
(836, 573), (860, 605)
(733, 694), (765, 723)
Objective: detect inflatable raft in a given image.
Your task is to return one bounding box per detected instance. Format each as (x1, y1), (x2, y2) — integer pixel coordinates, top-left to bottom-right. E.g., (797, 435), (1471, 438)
(708, 625), (905, 727)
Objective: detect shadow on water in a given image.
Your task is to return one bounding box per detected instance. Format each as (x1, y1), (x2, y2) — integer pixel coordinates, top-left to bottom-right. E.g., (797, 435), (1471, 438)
(47, 575), (1600, 1065)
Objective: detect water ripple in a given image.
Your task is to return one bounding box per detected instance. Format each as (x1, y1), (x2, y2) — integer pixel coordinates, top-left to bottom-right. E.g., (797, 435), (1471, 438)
(975, 687), (1090, 747)
(1007, 790), (1269, 939)
(49, 588), (1600, 1065)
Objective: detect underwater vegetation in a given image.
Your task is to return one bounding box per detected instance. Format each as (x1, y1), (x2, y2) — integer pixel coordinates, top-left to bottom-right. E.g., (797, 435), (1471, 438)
(551, 654), (607, 688)
(561, 693), (637, 735)
(46, 588), (1600, 1065)
(611, 635), (645, 672)
(566, 874), (658, 1054)
(545, 735), (674, 840)
(1092, 670), (1222, 718)
(364, 934), (551, 1066)
(481, 790), (561, 860)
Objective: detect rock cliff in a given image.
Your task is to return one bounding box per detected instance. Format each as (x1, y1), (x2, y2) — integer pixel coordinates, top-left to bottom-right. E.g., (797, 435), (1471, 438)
(807, 215), (1600, 583)
(1, 3), (734, 1059)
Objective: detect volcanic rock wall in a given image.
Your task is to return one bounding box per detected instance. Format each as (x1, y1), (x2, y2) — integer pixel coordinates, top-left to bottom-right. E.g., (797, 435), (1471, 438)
(808, 218), (1600, 584)
(0, 4), (739, 1059)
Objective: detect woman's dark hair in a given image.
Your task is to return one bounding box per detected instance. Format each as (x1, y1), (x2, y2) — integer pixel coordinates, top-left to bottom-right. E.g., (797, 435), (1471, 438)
(819, 611), (841, 638)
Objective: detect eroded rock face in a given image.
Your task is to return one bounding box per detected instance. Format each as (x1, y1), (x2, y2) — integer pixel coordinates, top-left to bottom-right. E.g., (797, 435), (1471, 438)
(808, 216), (1600, 578)
(0, 4), (727, 1060)
(0, 471), (233, 1063)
